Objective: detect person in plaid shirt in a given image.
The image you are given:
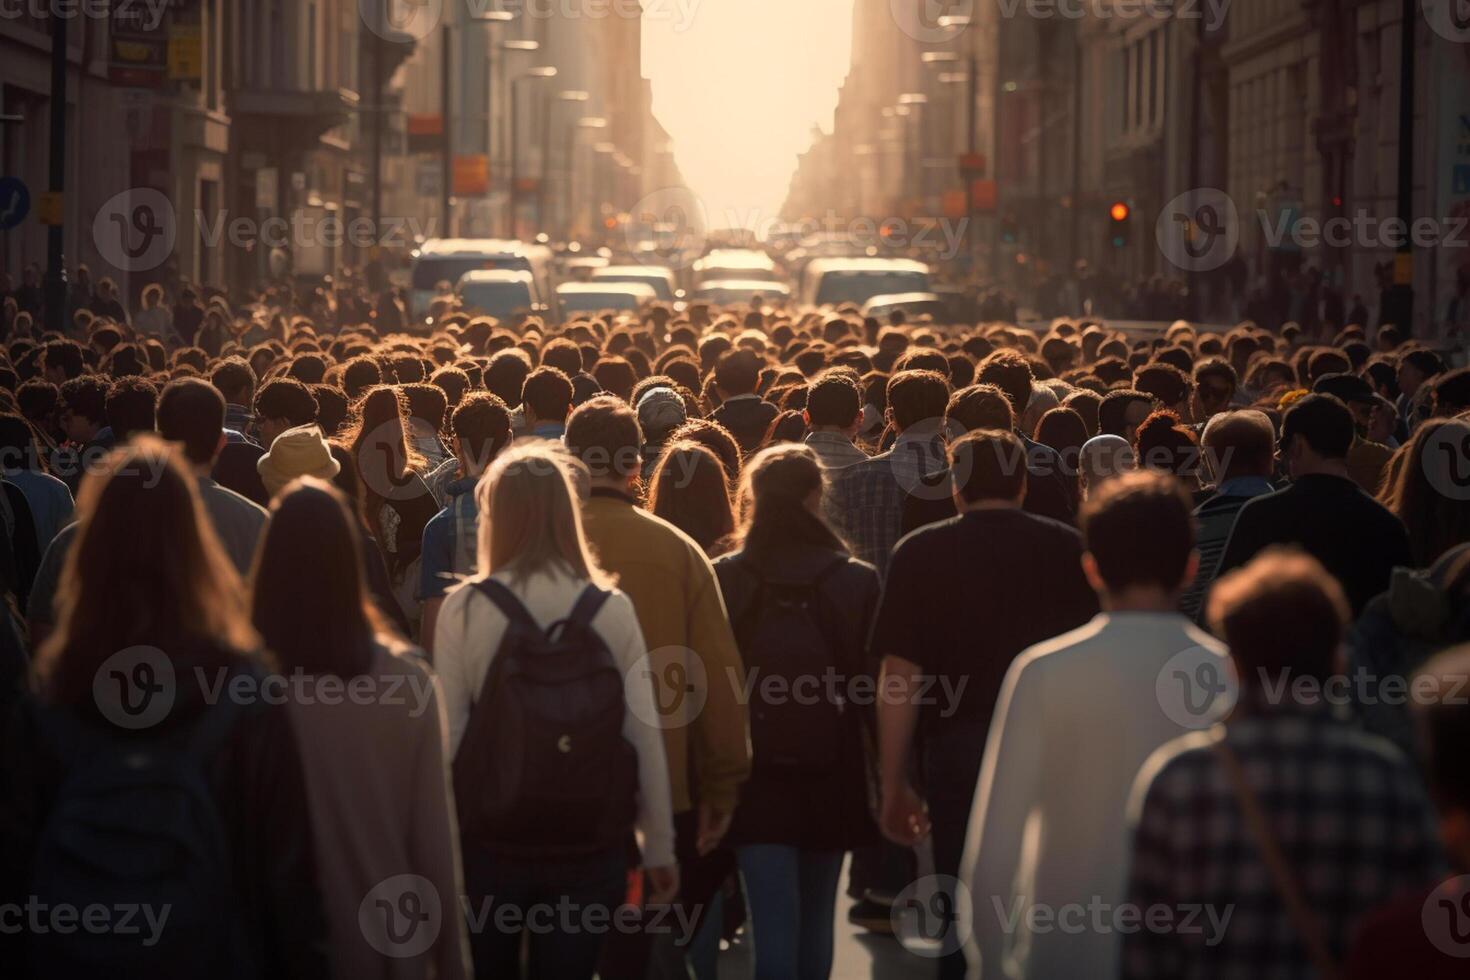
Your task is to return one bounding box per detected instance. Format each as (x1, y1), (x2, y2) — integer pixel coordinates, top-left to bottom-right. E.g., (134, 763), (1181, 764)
(1122, 549), (1444, 978)
(826, 369), (951, 581)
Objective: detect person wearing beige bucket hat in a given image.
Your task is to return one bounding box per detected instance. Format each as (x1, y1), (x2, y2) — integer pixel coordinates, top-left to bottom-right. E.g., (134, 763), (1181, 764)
(256, 424), (342, 500)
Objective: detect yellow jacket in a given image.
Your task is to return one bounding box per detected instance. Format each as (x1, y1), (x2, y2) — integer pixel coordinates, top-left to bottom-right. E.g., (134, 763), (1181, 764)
(582, 490), (751, 815)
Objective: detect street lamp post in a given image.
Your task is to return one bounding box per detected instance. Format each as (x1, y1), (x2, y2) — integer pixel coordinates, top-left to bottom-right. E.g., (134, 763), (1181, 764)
(549, 91), (590, 239)
(508, 64), (556, 240)
(572, 117), (608, 242)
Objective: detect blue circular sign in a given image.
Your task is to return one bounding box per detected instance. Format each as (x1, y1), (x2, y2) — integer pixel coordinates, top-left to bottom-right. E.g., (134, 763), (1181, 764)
(0, 177), (30, 231)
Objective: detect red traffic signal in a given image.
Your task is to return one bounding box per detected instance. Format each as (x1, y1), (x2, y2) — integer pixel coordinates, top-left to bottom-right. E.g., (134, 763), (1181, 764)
(1109, 202), (1131, 222)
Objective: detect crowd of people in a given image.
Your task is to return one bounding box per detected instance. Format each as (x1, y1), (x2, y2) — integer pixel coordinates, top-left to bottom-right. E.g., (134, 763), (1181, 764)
(0, 274), (1467, 980)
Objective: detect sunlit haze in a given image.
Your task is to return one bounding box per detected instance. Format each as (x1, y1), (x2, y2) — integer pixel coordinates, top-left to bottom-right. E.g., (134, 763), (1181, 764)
(642, 0), (854, 231)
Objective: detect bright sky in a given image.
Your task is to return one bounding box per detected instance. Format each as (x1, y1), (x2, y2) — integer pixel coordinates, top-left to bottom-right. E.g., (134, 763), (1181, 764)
(642, 0), (855, 230)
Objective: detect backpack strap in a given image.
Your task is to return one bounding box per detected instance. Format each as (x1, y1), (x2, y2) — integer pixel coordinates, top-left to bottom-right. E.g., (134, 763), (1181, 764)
(471, 578), (542, 635)
(564, 586), (611, 632)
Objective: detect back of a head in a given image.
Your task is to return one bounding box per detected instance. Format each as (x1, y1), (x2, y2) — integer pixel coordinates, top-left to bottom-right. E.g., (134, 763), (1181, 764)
(945, 383), (1014, 435)
(806, 371), (861, 429)
(975, 349), (1034, 416)
(714, 347), (763, 397)
(255, 377), (319, 426)
(886, 369), (951, 432)
(565, 395), (643, 481)
(948, 428), (1027, 506)
(1080, 469), (1194, 595)
(1097, 389), (1153, 438)
(1134, 362), (1191, 408)
(252, 477), (373, 676)
(1208, 547), (1348, 691)
(1202, 410), (1275, 483)
(476, 442), (604, 585)
(1281, 393), (1354, 461)
(1434, 366), (1470, 416)
(158, 377), (226, 467)
(38, 437), (249, 702)
(1078, 434), (1138, 494)
(485, 349), (532, 406)
(452, 392), (513, 472)
(522, 366), (574, 424)
(1035, 407), (1088, 456)
(105, 376), (159, 441)
(649, 441), (734, 554)
(737, 442), (838, 556)
(1134, 410), (1199, 478)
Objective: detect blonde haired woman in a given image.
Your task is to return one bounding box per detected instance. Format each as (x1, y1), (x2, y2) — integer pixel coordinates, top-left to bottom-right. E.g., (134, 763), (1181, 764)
(434, 442), (676, 980)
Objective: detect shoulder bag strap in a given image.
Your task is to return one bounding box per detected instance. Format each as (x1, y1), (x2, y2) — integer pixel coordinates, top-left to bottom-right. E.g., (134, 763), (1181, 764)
(1213, 735), (1339, 980)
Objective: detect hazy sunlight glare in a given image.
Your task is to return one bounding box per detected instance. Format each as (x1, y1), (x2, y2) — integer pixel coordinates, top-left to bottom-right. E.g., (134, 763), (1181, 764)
(642, 0), (855, 231)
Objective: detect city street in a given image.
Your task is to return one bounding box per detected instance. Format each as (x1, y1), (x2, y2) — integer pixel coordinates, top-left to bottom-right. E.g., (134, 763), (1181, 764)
(1, 2), (1468, 980)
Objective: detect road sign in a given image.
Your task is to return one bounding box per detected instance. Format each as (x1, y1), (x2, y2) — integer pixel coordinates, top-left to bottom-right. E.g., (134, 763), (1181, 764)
(0, 177), (30, 230)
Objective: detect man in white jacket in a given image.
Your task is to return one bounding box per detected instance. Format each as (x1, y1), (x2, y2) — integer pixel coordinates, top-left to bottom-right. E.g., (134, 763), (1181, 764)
(960, 471), (1232, 979)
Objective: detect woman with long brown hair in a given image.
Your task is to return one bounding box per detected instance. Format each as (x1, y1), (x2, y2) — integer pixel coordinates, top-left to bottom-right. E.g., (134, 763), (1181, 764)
(1378, 417), (1470, 567)
(338, 385), (438, 622)
(433, 442), (676, 980)
(7, 437), (325, 978)
(251, 477), (469, 980)
(646, 441), (736, 557)
(712, 443), (880, 980)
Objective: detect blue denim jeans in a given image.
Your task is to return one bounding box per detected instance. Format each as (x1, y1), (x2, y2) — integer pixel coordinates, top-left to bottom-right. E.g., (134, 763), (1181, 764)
(461, 844), (626, 980)
(736, 845), (845, 980)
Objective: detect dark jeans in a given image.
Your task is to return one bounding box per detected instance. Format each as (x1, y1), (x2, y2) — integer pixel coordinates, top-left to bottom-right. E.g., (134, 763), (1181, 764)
(736, 845), (845, 980)
(922, 723), (988, 980)
(462, 843), (626, 980)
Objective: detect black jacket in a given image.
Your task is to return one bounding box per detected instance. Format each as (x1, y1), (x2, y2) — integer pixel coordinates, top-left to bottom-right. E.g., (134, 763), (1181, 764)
(710, 396), (779, 455)
(714, 543), (880, 851)
(0, 653), (329, 979)
(1215, 472), (1413, 616)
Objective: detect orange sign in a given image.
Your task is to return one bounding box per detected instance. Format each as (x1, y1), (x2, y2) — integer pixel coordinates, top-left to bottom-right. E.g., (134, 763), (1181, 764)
(943, 189), (969, 218)
(452, 155), (489, 196)
(970, 179), (997, 213)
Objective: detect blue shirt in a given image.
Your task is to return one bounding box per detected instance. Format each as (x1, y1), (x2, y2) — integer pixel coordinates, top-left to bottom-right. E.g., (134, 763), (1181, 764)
(418, 475), (478, 601)
(2, 468), (74, 552)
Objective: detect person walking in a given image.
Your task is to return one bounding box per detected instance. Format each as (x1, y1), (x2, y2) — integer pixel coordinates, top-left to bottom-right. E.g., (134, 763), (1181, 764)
(434, 442), (678, 980)
(714, 444), (880, 980)
(251, 478), (470, 980)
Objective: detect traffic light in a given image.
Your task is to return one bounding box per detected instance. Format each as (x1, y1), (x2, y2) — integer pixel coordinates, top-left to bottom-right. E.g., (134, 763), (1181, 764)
(1108, 201), (1131, 248)
(1000, 214), (1020, 245)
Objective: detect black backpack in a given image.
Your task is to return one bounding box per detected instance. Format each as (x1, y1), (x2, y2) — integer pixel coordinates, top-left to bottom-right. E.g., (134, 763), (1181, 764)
(732, 559), (849, 775)
(452, 580), (639, 858)
(29, 697), (253, 979)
